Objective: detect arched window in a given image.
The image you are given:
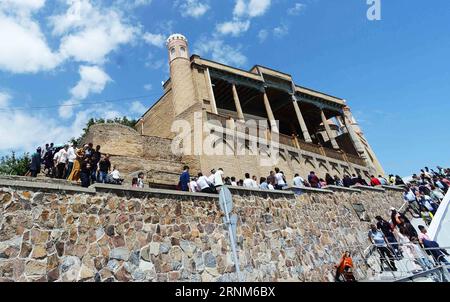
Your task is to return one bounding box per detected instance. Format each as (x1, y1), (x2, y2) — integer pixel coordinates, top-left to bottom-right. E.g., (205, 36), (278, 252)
(170, 47), (176, 57)
(180, 46), (186, 56)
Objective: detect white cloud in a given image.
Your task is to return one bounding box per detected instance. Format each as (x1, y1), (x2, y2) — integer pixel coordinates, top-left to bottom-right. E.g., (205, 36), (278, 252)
(194, 38), (247, 67)
(273, 24), (289, 38)
(50, 0), (139, 65)
(70, 66), (111, 100)
(0, 92), (11, 108)
(0, 2), (61, 73)
(218, 0), (271, 37)
(216, 20), (250, 37)
(0, 103), (130, 153)
(177, 0), (210, 18)
(0, 107), (85, 153)
(233, 0), (271, 18)
(133, 0), (152, 6)
(103, 110), (123, 120)
(130, 101), (147, 115)
(144, 84), (153, 91)
(258, 29), (269, 43)
(288, 3), (306, 16)
(116, 0), (153, 9)
(59, 65), (111, 118)
(143, 32), (166, 48)
(0, 0), (140, 74)
(0, 0), (46, 16)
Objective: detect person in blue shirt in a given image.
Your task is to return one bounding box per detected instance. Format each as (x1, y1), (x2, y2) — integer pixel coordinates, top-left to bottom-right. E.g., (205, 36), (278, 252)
(368, 224), (397, 271)
(259, 177), (269, 190)
(179, 166), (190, 192)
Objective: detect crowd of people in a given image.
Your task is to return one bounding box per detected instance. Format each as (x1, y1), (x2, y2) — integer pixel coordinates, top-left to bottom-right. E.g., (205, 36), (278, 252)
(402, 167), (449, 222)
(364, 166), (449, 278)
(178, 166), (435, 194)
(29, 143), (123, 188)
(335, 166), (449, 282)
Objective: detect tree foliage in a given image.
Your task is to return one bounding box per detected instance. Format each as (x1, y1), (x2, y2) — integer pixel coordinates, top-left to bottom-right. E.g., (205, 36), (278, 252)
(71, 116), (137, 146)
(0, 152), (31, 176)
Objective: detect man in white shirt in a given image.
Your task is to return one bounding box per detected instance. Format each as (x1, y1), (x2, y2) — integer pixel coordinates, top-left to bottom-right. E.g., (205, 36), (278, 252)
(243, 173), (254, 188)
(197, 173), (215, 194)
(230, 177), (238, 186)
(293, 174), (305, 187)
(137, 172), (145, 188)
(110, 166), (122, 185)
(66, 143), (77, 179)
(189, 177), (199, 192)
(251, 175), (259, 188)
(54, 145), (69, 179)
(208, 169), (216, 186)
(274, 168), (286, 190)
(214, 168), (224, 188)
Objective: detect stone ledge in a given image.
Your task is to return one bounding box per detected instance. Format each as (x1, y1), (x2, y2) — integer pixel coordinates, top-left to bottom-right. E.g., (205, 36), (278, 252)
(0, 179), (95, 194)
(324, 185), (362, 193)
(285, 186), (334, 194)
(91, 183), (218, 201)
(0, 175), (79, 186)
(227, 186), (294, 199)
(0, 176), (403, 202)
(351, 185), (386, 192)
(381, 185), (405, 192)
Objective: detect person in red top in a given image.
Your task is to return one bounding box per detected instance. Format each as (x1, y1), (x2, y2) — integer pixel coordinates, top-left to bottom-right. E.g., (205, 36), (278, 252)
(335, 251), (356, 282)
(370, 175), (382, 186)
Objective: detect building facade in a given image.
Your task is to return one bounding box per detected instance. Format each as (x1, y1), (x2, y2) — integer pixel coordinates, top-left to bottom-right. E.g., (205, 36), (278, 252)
(133, 34), (384, 182)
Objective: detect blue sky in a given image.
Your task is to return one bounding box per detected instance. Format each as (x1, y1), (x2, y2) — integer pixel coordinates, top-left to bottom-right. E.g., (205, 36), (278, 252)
(0, 0), (449, 176)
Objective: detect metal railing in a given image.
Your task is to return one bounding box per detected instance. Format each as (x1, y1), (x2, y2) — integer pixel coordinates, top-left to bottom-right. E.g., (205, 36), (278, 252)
(359, 243), (450, 282)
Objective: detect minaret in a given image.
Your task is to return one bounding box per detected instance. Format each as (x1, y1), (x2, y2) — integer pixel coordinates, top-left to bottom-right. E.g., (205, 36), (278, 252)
(166, 34), (197, 117)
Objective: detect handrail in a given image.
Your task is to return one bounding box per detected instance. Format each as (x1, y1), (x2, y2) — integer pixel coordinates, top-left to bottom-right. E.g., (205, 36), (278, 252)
(394, 265), (450, 282)
(361, 242), (450, 282)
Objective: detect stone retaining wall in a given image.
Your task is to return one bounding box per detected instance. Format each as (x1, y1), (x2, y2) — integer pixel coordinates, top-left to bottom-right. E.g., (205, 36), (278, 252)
(0, 179), (404, 282)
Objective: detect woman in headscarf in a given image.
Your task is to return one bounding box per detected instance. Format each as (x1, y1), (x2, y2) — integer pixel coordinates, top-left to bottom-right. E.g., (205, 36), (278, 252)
(68, 148), (84, 182)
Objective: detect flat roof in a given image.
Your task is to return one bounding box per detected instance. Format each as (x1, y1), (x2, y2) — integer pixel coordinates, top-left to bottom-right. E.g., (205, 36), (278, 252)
(193, 55), (345, 105)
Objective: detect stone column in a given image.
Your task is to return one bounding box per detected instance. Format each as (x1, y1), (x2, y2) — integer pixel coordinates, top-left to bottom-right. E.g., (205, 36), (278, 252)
(342, 109), (366, 156)
(292, 98), (312, 143)
(320, 109), (339, 150)
(263, 91), (279, 133)
(232, 83), (245, 121)
(205, 68), (218, 115)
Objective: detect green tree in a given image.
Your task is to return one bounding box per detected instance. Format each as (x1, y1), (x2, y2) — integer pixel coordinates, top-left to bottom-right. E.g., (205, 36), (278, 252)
(0, 152), (31, 176)
(71, 116), (137, 146)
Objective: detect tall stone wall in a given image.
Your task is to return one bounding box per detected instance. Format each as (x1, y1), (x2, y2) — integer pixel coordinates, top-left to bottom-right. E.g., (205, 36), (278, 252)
(82, 124), (185, 186)
(140, 90), (175, 139)
(0, 180), (404, 282)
